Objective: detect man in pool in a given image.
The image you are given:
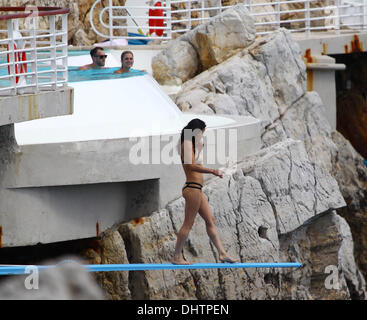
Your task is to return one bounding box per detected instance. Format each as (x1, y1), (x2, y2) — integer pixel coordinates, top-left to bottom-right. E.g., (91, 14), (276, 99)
(78, 47), (107, 70)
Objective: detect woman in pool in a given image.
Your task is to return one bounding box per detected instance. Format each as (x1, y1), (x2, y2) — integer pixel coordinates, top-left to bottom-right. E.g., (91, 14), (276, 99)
(171, 118), (239, 265)
(114, 50), (138, 74)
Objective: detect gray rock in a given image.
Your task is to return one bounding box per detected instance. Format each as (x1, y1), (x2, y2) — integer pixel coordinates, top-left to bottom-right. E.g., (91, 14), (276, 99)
(152, 39), (199, 86)
(280, 211), (366, 300)
(174, 29), (307, 129)
(331, 131), (367, 281)
(242, 139), (346, 234)
(152, 3), (255, 85)
(93, 139), (353, 300)
(0, 257), (105, 300)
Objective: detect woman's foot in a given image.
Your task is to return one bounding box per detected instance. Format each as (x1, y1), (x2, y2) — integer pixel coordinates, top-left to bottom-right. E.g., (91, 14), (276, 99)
(219, 254), (239, 263)
(171, 257), (192, 265)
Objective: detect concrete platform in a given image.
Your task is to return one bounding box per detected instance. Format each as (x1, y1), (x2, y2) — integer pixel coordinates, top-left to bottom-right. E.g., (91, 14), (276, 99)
(0, 72), (262, 247)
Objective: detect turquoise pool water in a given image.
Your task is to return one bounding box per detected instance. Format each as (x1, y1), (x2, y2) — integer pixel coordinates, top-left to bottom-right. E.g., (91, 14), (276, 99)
(0, 65), (146, 87)
(0, 50), (146, 87)
(68, 67), (146, 82)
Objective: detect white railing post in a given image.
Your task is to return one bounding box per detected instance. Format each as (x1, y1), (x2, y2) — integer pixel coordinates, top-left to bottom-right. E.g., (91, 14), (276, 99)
(335, 0), (341, 34)
(186, 0), (192, 32)
(201, 0), (205, 25)
(305, 0), (310, 37)
(166, 0), (172, 40)
(275, 0), (281, 31)
(30, 16), (38, 93)
(61, 14), (68, 87)
(49, 15), (57, 91)
(7, 20), (16, 95)
(87, 0), (367, 43)
(247, 0), (252, 13)
(109, 0), (114, 39)
(217, 0), (222, 15)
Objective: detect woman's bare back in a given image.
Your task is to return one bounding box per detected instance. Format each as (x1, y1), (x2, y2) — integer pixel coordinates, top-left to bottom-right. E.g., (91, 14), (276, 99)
(181, 141), (204, 186)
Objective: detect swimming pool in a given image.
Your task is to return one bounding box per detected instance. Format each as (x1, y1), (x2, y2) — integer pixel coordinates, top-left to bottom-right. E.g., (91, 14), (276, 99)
(0, 49), (146, 87)
(9, 50), (236, 145)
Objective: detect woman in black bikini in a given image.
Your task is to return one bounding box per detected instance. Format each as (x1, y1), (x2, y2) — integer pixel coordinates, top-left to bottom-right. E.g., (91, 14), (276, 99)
(171, 119), (239, 265)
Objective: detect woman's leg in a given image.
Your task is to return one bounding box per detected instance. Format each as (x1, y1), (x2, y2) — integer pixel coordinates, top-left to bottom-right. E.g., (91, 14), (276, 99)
(198, 193), (239, 263)
(171, 189), (202, 265)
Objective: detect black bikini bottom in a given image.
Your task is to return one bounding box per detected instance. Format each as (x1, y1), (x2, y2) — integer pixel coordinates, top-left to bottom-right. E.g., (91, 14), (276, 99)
(182, 182), (203, 191)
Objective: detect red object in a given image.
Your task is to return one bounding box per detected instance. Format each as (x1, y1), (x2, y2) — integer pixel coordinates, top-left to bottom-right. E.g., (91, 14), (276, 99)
(0, 7), (69, 21)
(7, 44), (27, 84)
(149, 1), (164, 37)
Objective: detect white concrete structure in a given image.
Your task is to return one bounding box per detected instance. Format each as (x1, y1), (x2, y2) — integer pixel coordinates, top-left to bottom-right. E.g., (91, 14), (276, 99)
(295, 31), (367, 130)
(4, 1), (365, 247)
(0, 53), (261, 247)
(302, 54), (345, 130)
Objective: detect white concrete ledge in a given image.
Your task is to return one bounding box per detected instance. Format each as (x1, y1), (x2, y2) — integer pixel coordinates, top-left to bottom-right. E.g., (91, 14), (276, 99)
(0, 69), (262, 247)
(0, 87), (74, 127)
(5, 116), (261, 190)
(306, 62), (346, 71)
(0, 117), (261, 247)
(295, 31), (367, 56)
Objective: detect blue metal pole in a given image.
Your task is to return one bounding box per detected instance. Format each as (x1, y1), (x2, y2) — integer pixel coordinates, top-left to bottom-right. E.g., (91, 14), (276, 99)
(0, 262), (302, 275)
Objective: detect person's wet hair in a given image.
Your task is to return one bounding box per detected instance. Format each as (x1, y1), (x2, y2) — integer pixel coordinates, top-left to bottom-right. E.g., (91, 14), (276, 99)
(121, 50), (134, 61)
(180, 118), (206, 154)
(90, 47), (104, 57)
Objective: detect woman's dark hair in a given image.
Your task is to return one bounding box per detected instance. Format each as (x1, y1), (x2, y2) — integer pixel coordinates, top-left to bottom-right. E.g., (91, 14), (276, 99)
(180, 118), (206, 154)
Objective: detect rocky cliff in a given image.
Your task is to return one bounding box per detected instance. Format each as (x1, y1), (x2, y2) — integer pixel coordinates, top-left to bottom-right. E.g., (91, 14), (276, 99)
(1, 2), (366, 300)
(82, 4), (367, 300)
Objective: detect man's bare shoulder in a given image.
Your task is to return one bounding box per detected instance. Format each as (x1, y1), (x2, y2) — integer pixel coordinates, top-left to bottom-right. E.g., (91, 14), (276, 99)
(77, 65), (89, 71)
(77, 64), (95, 71)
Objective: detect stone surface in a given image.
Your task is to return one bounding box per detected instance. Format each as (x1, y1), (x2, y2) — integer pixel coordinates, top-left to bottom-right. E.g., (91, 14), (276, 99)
(93, 231), (131, 300)
(182, 4), (256, 69)
(0, 257), (106, 300)
(84, 8), (366, 299)
(331, 131), (367, 282)
(1, 1), (366, 300)
(151, 39), (199, 86)
(85, 139), (360, 300)
(241, 139), (345, 235)
(174, 29), (306, 129)
(152, 9), (367, 299)
(280, 211), (366, 300)
(152, 3), (256, 85)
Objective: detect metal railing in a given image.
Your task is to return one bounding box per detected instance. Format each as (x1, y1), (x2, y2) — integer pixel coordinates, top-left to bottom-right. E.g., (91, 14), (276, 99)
(0, 6), (69, 96)
(90, 0), (367, 41)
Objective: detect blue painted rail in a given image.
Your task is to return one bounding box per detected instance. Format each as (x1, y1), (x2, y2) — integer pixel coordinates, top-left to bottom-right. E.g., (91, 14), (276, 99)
(0, 262), (302, 275)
